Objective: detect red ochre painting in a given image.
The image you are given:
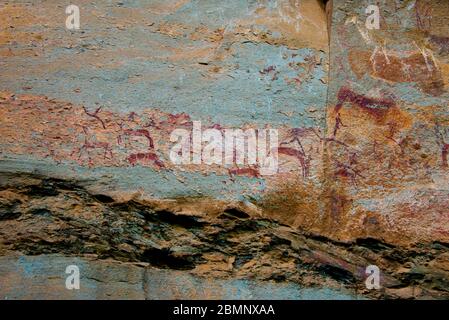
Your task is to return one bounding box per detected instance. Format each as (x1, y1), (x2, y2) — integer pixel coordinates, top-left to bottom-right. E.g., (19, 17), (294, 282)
(0, 0), (448, 301)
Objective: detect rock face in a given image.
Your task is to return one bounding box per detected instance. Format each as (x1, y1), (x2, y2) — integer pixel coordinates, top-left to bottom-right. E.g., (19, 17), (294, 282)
(0, 254), (361, 300)
(325, 0), (449, 246)
(0, 0), (448, 299)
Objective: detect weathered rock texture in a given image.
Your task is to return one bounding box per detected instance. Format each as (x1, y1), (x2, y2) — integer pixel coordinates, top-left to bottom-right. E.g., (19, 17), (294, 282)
(325, 0), (449, 245)
(0, 0), (448, 299)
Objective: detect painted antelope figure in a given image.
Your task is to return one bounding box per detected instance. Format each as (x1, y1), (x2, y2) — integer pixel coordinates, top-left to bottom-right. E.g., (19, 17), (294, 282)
(70, 126), (113, 166)
(127, 152), (165, 168)
(277, 127), (316, 178)
(334, 87), (396, 121)
(334, 154), (365, 188)
(121, 129), (155, 149)
(275, 146), (310, 179)
(228, 165), (261, 180)
(83, 106), (106, 129)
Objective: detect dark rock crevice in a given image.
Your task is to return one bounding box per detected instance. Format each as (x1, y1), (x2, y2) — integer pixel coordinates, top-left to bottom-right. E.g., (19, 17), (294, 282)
(0, 173), (448, 299)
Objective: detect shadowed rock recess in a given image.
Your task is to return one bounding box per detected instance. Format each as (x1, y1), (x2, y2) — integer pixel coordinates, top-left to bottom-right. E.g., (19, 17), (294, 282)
(0, 0), (448, 299)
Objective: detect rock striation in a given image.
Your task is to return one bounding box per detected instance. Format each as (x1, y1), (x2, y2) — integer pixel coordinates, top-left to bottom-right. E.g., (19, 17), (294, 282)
(0, 0), (448, 299)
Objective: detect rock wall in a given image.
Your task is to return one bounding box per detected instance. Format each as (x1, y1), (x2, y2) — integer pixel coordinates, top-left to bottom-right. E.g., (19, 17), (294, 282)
(325, 0), (449, 245)
(0, 0), (448, 299)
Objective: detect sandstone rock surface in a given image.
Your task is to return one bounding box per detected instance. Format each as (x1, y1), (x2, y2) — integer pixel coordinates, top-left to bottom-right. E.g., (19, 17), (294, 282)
(0, 0), (448, 299)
